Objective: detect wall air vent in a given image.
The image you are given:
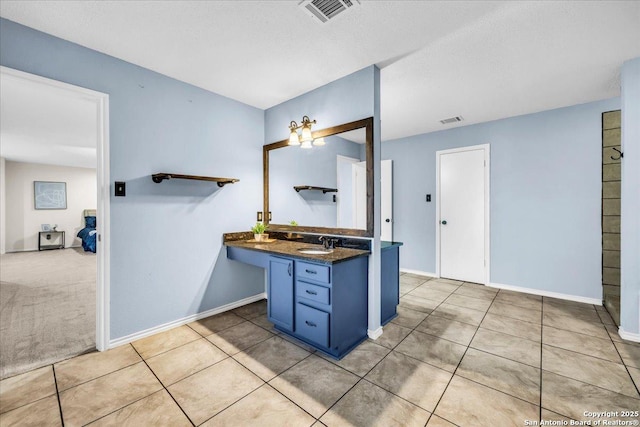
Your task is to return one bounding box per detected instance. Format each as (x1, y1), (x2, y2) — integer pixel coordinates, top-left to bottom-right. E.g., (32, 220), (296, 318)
(440, 116), (464, 125)
(300, 0), (360, 23)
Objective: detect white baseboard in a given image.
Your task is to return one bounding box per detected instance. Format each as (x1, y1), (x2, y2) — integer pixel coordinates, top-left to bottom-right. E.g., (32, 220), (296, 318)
(618, 327), (640, 343)
(109, 292), (267, 348)
(488, 282), (602, 306)
(400, 268), (437, 278)
(367, 326), (383, 340)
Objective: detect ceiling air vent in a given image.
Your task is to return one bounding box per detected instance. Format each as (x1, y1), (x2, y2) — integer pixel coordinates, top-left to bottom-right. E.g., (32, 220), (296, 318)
(300, 0), (360, 23)
(440, 116), (464, 125)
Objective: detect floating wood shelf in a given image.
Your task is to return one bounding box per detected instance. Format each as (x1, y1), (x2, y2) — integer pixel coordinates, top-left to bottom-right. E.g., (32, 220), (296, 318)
(152, 173), (239, 187)
(294, 185), (338, 194)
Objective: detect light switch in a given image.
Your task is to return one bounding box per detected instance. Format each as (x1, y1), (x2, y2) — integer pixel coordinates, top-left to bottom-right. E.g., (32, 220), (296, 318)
(115, 181), (126, 197)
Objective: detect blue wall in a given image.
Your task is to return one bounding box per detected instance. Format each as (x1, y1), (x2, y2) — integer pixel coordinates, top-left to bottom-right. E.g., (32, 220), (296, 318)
(383, 98), (620, 300)
(265, 67), (376, 143)
(620, 57), (640, 334)
(0, 18), (265, 339)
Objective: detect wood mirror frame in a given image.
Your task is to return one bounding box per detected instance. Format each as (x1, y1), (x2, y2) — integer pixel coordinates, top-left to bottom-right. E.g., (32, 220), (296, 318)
(263, 116), (374, 237)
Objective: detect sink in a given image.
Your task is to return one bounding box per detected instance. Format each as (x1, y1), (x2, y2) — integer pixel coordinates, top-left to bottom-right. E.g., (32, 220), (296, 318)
(297, 248), (333, 255)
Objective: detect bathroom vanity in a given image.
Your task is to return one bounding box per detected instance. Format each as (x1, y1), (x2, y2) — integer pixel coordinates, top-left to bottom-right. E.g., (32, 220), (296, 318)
(226, 235), (369, 358)
(225, 233), (402, 359)
(229, 115), (402, 358)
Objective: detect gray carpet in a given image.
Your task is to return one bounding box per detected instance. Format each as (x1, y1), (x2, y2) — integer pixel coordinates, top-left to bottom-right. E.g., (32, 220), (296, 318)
(0, 248), (96, 379)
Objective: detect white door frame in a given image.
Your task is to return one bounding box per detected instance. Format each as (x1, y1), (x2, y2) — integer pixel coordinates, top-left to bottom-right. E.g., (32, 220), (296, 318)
(435, 144), (490, 285)
(381, 159), (393, 241)
(352, 161), (367, 229)
(1, 66), (111, 351)
(336, 155), (359, 228)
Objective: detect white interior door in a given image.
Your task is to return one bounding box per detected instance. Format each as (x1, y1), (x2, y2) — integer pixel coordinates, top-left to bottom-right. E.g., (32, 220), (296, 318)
(438, 145), (489, 284)
(381, 160), (393, 241)
(352, 161), (367, 229)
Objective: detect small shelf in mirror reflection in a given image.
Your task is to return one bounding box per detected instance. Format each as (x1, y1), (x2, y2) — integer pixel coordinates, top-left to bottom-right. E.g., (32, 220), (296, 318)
(294, 186), (338, 194)
(152, 173), (239, 187)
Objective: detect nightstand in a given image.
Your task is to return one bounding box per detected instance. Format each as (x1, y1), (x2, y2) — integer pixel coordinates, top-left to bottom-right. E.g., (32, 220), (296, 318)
(39, 231), (65, 251)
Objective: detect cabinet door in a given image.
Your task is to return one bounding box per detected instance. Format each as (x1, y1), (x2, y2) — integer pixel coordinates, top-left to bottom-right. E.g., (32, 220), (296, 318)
(268, 257), (294, 331)
(381, 247), (399, 325)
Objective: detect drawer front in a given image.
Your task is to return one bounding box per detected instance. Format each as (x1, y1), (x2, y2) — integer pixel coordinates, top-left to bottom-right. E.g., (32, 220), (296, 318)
(296, 281), (330, 305)
(295, 304), (329, 348)
(296, 261), (330, 283)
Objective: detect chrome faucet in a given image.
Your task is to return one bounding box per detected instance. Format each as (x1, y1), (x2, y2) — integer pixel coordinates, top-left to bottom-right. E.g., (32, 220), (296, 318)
(319, 236), (340, 249)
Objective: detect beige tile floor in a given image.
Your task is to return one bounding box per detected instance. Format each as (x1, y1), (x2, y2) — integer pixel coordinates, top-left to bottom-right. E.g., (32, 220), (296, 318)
(2, 275), (640, 426)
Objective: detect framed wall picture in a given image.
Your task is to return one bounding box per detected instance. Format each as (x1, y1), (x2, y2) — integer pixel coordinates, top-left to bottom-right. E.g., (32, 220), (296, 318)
(34, 181), (67, 210)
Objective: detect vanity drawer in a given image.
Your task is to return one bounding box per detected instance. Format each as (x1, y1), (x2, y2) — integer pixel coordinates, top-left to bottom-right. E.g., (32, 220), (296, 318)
(295, 303), (329, 348)
(296, 261), (330, 283)
(297, 281), (330, 305)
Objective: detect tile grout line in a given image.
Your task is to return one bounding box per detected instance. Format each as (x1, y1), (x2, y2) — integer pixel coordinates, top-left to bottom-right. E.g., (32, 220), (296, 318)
(129, 344), (196, 427)
(315, 278), (449, 423)
(197, 328), (322, 425)
(537, 300), (640, 420)
(541, 341), (627, 365)
(261, 354), (327, 422)
(121, 310), (309, 424)
(83, 389), (169, 426)
(196, 350), (321, 426)
(62, 345), (196, 425)
(52, 364), (65, 427)
(425, 285), (502, 424)
(538, 368), (640, 407)
(53, 357), (142, 394)
(606, 328), (640, 396)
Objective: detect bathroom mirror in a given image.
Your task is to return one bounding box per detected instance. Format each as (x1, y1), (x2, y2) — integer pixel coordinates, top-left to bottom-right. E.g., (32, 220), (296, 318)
(264, 117), (373, 237)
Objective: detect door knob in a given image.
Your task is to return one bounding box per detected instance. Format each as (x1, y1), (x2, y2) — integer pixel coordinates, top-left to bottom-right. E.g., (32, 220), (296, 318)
(441, 220), (447, 225)
(385, 219), (391, 223)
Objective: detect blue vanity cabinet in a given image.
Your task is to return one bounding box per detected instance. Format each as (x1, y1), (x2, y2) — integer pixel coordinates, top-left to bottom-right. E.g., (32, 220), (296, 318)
(226, 243), (370, 359)
(267, 256), (294, 331)
(381, 242), (402, 325)
(293, 257), (368, 358)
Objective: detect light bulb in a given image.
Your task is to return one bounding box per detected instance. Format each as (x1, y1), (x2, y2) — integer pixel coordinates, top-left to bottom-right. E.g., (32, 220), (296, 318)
(300, 140), (312, 149)
(288, 129), (300, 146)
(300, 125), (313, 142)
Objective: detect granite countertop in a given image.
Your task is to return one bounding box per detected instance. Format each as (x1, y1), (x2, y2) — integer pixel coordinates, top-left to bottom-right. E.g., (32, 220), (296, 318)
(224, 232), (370, 264)
(381, 241), (404, 249)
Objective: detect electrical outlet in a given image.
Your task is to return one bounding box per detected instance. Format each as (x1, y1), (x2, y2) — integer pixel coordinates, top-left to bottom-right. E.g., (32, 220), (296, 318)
(257, 211), (263, 221)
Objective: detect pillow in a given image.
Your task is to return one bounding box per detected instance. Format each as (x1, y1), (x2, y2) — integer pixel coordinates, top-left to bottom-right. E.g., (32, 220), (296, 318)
(85, 216), (96, 228)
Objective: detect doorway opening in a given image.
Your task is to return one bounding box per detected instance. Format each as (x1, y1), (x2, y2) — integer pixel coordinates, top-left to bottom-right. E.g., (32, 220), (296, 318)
(436, 144), (490, 284)
(0, 67), (110, 378)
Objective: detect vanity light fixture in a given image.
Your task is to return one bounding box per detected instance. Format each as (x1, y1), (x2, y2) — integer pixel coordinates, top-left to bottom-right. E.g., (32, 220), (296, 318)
(288, 116), (316, 147)
(313, 137), (326, 146)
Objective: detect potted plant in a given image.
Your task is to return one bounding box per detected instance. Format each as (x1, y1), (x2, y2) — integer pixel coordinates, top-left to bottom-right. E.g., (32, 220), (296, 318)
(251, 222), (268, 242)
(286, 220), (299, 239)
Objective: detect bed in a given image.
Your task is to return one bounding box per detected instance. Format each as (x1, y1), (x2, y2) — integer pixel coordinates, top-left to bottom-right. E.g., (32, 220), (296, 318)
(77, 209), (97, 253)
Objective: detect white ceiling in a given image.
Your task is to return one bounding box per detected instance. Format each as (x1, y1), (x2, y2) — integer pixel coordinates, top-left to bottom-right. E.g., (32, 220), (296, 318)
(0, 1), (638, 143)
(0, 71), (98, 168)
